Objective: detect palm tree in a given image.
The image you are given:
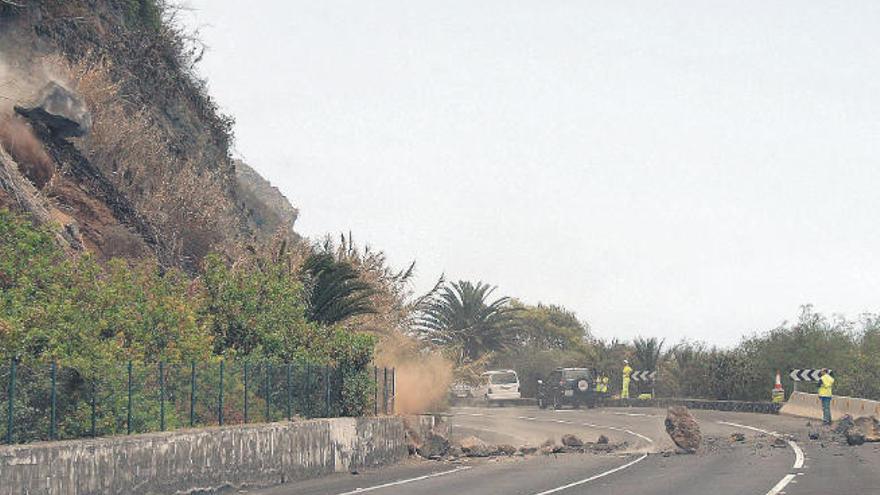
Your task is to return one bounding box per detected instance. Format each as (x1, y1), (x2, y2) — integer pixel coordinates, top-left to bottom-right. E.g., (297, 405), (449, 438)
(300, 252), (377, 325)
(415, 281), (517, 365)
(632, 336), (665, 371)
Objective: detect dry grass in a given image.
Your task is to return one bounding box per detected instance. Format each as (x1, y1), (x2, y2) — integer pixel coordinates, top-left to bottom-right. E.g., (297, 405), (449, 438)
(51, 54), (241, 267)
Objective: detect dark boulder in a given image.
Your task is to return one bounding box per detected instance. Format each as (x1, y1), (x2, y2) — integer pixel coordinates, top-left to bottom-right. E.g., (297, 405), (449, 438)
(416, 431), (450, 459)
(15, 82), (92, 138)
(561, 434), (585, 448)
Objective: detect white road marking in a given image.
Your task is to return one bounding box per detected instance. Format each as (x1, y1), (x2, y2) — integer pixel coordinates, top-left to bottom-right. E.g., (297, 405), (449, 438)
(529, 454), (649, 495)
(765, 474), (796, 495)
(717, 420), (805, 494)
(334, 467), (472, 495)
(612, 412), (656, 418)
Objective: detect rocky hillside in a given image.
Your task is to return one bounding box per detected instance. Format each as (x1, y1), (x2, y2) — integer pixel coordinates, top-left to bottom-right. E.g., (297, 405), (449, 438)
(0, 1), (297, 270)
(235, 160), (299, 242)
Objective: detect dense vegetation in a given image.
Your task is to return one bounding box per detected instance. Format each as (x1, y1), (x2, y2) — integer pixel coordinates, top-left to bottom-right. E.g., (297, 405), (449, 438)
(415, 277), (880, 402)
(0, 210), (378, 430)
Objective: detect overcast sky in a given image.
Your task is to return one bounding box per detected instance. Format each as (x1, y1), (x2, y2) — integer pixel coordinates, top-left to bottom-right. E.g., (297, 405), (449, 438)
(179, 1), (880, 347)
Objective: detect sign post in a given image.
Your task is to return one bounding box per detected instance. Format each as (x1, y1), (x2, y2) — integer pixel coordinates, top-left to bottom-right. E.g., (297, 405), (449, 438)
(789, 368), (830, 394)
(631, 370), (657, 399)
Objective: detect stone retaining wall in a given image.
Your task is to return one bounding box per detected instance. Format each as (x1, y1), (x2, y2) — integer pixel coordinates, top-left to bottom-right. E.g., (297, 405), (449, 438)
(0, 417), (407, 495)
(603, 397), (782, 414)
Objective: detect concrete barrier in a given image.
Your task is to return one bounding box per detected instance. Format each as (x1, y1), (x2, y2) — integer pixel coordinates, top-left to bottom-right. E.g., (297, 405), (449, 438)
(780, 392), (880, 421)
(0, 417), (407, 495)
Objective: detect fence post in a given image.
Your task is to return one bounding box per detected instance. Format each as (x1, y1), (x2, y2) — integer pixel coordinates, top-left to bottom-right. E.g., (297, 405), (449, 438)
(265, 362), (271, 422)
(218, 361), (224, 426)
(90, 380), (96, 437)
(6, 359), (15, 444)
(305, 364), (311, 417)
(159, 361), (165, 432)
(383, 367), (388, 415)
(243, 362), (249, 423)
(324, 365), (330, 417)
(50, 361), (57, 441)
(190, 361), (196, 428)
(374, 366), (379, 416)
(286, 363), (292, 421)
(390, 367), (396, 414)
(127, 361), (132, 435)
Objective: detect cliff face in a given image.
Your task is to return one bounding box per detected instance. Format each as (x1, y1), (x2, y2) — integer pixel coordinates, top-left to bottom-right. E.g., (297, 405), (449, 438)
(0, 1), (298, 269)
(234, 160), (299, 241)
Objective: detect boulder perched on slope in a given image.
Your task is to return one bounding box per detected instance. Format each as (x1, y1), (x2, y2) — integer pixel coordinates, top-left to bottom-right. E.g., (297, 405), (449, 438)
(665, 406), (702, 453)
(15, 82), (92, 138)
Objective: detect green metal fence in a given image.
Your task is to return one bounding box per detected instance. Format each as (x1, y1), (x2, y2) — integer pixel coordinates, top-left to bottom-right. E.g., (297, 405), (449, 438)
(1, 360), (395, 445)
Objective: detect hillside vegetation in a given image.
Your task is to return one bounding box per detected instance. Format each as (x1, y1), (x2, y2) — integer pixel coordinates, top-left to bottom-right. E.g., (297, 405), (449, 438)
(0, 1), (295, 269)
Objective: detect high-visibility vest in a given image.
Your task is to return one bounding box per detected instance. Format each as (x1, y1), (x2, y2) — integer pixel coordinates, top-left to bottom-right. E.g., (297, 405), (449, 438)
(818, 374), (834, 397)
(622, 365), (632, 379)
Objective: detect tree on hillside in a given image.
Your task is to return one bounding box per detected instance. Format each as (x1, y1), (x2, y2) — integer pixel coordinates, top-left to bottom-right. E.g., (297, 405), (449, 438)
(510, 302), (591, 351)
(415, 281), (518, 365)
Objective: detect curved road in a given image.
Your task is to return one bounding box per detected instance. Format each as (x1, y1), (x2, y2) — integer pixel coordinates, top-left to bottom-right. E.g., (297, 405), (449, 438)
(254, 406), (880, 495)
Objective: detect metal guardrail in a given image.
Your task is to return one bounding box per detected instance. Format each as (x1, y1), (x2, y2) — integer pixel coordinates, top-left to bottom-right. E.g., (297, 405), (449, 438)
(2, 360), (395, 445)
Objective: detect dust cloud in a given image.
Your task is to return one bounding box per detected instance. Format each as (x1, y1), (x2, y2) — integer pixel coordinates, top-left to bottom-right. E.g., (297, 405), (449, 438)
(0, 115), (54, 188)
(375, 333), (453, 414)
(0, 41), (74, 188)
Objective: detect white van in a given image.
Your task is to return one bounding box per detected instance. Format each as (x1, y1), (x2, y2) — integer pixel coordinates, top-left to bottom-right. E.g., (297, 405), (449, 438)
(476, 370), (521, 404)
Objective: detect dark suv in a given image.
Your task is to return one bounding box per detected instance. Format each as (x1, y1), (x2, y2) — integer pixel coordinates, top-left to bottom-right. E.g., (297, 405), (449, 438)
(537, 368), (600, 409)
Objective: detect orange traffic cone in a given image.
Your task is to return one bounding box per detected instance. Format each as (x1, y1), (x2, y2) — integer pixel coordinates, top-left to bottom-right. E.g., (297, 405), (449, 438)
(771, 371), (784, 403)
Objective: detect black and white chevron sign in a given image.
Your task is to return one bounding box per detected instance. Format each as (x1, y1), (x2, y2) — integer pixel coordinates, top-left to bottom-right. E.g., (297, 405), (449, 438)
(631, 370), (656, 382)
(789, 369), (830, 382)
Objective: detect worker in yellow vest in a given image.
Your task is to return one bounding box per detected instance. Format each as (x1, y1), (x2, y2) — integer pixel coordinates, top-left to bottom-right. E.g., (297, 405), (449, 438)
(621, 360), (633, 399)
(818, 368), (834, 425)
(594, 374), (609, 394)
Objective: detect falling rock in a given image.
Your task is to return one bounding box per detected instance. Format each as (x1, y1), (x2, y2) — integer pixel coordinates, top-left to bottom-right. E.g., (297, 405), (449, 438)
(665, 406), (702, 453)
(15, 82), (92, 138)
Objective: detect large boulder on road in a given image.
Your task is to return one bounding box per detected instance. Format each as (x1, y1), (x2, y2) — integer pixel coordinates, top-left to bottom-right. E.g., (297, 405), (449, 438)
(416, 431), (449, 459)
(841, 416), (880, 446)
(853, 417), (880, 442)
(665, 406), (702, 453)
(15, 82), (92, 138)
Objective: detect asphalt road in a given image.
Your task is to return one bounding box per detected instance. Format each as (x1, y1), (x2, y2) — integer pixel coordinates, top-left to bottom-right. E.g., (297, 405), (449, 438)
(251, 406), (880, 495)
